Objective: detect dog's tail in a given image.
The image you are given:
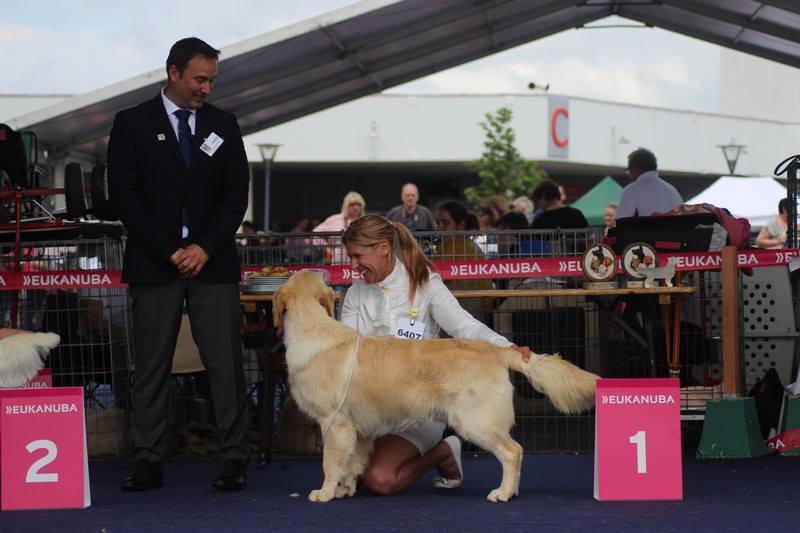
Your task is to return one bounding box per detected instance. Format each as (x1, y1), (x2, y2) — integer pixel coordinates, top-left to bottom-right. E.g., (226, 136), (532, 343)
(0, 332), (60, 389)
(506, 350), (598, 414)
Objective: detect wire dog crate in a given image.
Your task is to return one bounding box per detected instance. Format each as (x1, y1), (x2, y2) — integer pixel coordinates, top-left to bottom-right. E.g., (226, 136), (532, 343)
(0, 236), (131, 458)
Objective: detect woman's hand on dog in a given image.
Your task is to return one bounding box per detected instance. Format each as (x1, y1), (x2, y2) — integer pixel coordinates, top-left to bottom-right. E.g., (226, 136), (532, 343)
(511, 344), (531, 363)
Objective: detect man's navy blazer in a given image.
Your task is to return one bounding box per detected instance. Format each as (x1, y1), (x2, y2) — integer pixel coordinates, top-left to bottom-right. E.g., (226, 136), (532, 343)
(108, 94), (250, 284)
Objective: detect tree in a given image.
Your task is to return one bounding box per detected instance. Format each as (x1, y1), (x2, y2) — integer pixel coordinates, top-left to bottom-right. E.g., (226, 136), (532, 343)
(464, 106), (546, 207)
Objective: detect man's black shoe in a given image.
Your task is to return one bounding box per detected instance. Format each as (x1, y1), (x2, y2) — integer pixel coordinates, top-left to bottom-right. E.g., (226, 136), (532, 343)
(122, 460), (164, 491)
(212, 459), (248, 490)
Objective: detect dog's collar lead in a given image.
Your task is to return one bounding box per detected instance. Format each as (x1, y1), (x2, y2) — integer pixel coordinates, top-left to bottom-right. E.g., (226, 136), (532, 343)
(322, 335), (361, 442)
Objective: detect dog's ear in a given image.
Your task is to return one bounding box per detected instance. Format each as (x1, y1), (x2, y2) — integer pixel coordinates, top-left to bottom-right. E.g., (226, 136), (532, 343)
(272, 287), (287, 328)
(319, 287), (335, 318)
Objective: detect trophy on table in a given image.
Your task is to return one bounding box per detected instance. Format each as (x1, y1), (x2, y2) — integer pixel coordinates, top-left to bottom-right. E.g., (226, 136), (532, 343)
(581, 243), (617, 289)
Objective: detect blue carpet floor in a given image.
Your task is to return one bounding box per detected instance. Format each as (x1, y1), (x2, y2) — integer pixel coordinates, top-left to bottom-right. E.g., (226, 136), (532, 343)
(2, 454), (798, 532)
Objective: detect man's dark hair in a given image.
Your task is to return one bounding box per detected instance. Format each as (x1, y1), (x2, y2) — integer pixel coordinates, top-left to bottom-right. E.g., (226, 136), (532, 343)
(628, 148), (658, 172)
(496, 212), (529, 230)
(532, 179), (561, 202)
(779, 198), (791, 214)
(166, 37), (220, 75)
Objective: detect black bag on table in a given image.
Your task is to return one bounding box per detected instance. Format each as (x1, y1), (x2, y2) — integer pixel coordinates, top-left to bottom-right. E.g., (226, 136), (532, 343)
(610, 213), (719, 255)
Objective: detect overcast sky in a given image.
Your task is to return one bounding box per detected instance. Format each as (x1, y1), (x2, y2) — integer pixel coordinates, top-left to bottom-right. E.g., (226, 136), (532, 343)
(2, 0), (720, 112)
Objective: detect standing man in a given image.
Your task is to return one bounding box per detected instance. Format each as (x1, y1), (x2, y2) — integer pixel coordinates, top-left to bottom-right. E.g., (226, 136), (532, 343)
(386, 183), (437, 231)
(108, 37), (250, 492)
(617, 148), (682, 219)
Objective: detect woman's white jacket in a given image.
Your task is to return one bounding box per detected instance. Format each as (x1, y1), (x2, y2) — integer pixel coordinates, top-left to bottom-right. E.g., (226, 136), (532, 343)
(340, 259), (512, 347)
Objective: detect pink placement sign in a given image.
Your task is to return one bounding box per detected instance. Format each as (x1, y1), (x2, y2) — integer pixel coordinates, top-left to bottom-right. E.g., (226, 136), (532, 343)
(594, 378), (683, 501)
(0, 387), (90, 510)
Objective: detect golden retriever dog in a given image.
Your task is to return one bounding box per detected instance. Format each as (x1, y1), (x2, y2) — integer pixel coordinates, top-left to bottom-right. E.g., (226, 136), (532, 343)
(273, 270), (598, 502)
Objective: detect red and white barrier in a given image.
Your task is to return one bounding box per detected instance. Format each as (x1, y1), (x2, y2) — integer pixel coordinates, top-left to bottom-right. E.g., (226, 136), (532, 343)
(0, 248), (794, 289)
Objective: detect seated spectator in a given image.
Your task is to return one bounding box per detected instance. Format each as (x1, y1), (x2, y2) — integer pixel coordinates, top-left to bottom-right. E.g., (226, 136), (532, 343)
(477, 195), (508, 230)
(756, 198), (790, 249)
(313, 191), (366, 264)
(313, 191), (365, 233)
(386, 183), (437, 231)
(603, 203), (617, 238)
(512, 196), (535, 225)
(434, 200), (482, 260)
(496, 211), (530, 257)
(530, 180), (588, 230)
(617, 148), (682, 218)
(236, 220), (256, 247)
(285, 215), (313, 263)
(476, 195), (508, 255)
(434, 200), (491, 317)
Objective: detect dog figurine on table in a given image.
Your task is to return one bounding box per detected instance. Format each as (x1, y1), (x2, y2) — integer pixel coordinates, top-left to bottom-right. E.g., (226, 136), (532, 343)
(642, 257), (679, 288)
(272, 270), (599, 503)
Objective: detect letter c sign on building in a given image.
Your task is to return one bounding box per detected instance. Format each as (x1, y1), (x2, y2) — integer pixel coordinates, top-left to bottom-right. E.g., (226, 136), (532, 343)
(548, 96), (569, 158)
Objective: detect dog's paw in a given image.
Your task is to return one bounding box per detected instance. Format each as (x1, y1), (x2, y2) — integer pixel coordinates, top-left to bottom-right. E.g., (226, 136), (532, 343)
(335, 483), (355, 498)
(486, 488), (513, 502)
(308, 488), (334, 502)
(335, 476), (357, 498)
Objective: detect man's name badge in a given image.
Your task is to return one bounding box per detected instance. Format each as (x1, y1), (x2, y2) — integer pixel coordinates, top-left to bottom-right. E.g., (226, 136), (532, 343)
(200, 132), (224, 157)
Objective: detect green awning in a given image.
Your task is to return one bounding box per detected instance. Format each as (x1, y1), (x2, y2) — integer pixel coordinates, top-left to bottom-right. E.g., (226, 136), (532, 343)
(571, 176), (624, 226)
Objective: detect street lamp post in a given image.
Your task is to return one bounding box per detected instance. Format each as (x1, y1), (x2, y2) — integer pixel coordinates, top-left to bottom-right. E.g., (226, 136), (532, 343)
(717, 139), (747, 175)
(257, 143), (280, 232)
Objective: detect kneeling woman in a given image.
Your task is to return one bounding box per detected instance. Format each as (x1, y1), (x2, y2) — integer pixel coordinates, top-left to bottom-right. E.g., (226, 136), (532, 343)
(340, 214), (530, 494)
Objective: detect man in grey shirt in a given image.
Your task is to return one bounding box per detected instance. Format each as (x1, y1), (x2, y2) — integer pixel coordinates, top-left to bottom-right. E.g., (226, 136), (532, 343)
(386, 183), (437, 231)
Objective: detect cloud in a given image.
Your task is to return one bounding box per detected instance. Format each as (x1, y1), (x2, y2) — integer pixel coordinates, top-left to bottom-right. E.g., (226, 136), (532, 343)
(0, 22), (48, 41)
(0, 0), (356, 93)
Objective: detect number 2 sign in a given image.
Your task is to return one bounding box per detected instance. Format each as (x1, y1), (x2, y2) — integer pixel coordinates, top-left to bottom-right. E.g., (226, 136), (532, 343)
(594, 378), (683, 500)
(0, 387), (91, 510)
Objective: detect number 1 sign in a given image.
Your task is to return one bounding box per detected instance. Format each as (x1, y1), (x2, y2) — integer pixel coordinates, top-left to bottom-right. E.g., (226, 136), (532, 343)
(594, 378), (683, 500)
(0, 387), (90, 510)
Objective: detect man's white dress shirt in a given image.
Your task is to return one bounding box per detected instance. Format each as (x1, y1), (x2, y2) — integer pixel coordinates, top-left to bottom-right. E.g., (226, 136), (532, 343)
(617, 170), (683, 219)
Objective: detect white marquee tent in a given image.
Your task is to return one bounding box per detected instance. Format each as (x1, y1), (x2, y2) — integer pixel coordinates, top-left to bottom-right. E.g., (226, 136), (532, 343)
(686, 176), (787, 229)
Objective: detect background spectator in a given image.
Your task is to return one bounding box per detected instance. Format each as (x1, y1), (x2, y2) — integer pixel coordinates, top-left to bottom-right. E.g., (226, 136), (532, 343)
(616, 148), (682, 218)
(313, 191), (365, 232)
(285, 215), (313, 263)
(386, 183), (436, 231)
(435, 200), (479, 232)
(756, 198), (791, 249)
(496, 211), (530, 257)
(236, 220), (256, 246)
(313, 191), (366, 264)
(433, 200), (492, 327)
(477, 195), (508, 230)
(434, 200), (482, 256)
(531, 179), (588, 229)
(603, 203), (617, 237)
(513, 196), (535, 225)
